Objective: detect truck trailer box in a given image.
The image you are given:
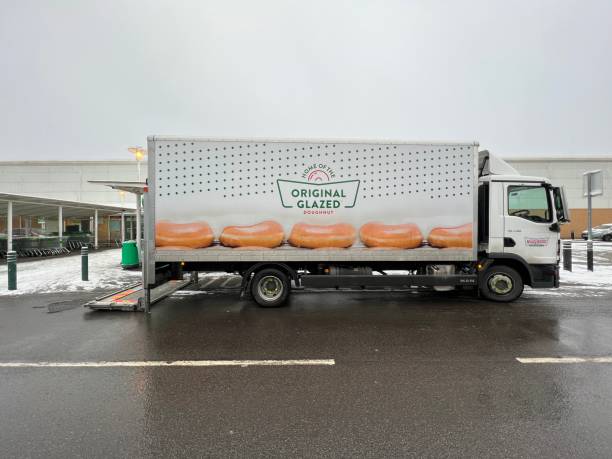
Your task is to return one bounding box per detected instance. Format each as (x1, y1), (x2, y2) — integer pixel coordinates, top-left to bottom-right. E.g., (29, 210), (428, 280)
(146, 137), (478, 265)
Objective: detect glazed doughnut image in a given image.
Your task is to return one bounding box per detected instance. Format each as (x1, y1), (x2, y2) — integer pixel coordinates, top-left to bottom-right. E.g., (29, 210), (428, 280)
(220, 220), (284, 248)
(427, 223), (473, 248)
(359, 222), (423, 249)
(155, 220), (214, 248)
(288, 223), (356, 249)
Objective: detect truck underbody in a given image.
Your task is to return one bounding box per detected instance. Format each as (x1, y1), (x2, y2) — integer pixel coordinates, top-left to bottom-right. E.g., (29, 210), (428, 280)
(142, 253), (558, 310)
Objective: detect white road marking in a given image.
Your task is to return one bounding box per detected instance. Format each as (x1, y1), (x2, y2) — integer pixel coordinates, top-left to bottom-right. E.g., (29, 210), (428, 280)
(0, 359), (335, 368)
(517, 356), (612, 364)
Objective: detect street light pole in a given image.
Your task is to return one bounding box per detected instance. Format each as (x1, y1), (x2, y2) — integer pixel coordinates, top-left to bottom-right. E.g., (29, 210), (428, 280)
(127, 147), (146, 254)
(128, 147), (146, 183)
(587, 173), (593, 241)
(583, 169), (603, 241)
(136, 194), (142, 253)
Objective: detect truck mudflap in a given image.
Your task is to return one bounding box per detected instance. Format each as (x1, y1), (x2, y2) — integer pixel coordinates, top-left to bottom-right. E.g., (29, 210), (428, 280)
(530, 264), (559, 288)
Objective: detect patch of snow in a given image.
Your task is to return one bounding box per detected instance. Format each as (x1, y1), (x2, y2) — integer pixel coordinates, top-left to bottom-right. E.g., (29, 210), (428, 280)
(525, 243), (612, 297)
(0, 249), (141, 296)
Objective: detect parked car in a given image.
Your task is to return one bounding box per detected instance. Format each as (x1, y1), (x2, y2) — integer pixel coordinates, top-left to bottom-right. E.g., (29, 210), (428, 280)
(581, 224), (612, 241)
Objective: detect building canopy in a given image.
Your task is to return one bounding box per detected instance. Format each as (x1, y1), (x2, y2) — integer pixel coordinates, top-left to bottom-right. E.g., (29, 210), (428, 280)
(0, 192), (134, 219)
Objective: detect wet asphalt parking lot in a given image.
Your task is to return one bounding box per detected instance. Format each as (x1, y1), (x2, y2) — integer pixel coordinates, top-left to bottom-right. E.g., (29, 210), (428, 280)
(1, 279), (612, 458)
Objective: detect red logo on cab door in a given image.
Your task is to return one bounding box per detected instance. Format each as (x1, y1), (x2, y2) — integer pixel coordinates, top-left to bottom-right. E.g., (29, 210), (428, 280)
(525, 238), (549, 247)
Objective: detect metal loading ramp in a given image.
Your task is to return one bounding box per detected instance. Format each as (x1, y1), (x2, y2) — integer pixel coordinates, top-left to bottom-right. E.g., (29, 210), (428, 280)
(85, 279), (190, 311)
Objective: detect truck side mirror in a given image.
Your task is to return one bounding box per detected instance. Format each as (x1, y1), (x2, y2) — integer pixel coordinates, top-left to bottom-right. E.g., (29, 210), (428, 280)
(553, 187), (571, 223)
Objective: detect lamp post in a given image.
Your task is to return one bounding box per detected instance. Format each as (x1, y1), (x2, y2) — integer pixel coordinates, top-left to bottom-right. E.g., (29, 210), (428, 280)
(128, 147), (146, 253)
(128, 146), (147, 182)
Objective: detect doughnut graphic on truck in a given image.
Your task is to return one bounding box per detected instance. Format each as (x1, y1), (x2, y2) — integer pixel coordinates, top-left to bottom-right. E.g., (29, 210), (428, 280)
(137, 137), (570, 310)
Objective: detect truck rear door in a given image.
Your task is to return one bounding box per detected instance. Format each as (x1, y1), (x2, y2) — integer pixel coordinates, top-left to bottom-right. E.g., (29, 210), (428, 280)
(503, 183), (558, 264)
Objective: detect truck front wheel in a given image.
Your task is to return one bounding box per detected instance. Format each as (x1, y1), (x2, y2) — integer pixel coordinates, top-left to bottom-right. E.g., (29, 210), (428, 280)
(251, 268), (290, 307)
(480, 265), (523, 302)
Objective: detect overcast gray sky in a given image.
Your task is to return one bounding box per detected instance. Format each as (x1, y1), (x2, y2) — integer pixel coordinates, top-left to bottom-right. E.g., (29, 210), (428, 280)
(1, 0), (611, 160)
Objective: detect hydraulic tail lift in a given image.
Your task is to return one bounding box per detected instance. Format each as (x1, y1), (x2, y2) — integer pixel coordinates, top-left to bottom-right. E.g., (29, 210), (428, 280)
(84, 279), (190, 311)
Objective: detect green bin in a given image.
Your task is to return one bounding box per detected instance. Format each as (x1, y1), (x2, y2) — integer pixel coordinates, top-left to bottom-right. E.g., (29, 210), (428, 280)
(121, 240), (140, 268)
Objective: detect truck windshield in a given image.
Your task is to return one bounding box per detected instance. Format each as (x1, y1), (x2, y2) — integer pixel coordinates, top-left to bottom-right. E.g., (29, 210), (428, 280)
(508, 186), (552, 223)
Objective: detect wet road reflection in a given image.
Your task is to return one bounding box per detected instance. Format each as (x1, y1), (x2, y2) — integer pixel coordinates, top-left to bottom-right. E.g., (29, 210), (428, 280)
(0, 286), (611, 457)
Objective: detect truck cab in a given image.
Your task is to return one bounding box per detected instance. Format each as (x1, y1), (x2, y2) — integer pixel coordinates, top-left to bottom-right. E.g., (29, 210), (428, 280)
(477, 151), (570, 300)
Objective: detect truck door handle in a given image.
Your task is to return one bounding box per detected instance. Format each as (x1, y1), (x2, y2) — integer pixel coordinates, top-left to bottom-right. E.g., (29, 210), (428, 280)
(504, 237), (516, 247)
(549, 222), (560, 233)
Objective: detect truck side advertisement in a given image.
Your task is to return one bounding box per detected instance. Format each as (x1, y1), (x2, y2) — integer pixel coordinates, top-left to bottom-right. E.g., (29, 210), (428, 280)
(151, 139), (476, 254)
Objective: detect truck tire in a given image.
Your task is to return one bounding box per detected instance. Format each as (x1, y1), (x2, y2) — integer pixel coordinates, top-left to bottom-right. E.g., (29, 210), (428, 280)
(480, 265), (523, 302)
(251, 268), (290, 307)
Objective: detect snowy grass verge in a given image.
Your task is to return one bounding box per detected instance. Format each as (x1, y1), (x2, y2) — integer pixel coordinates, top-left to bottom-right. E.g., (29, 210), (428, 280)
(0, 249), (141, 296)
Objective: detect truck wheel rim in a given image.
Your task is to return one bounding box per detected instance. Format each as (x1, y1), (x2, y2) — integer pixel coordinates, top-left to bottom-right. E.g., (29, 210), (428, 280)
(488, 274), (513, 295)
(258, 276), (283, 301)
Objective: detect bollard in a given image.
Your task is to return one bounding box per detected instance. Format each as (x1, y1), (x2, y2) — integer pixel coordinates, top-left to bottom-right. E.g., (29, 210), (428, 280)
(81, 246), (89, 281)
(7, 251), (17, 290)
(570, 231), (575, 240)
(562, 241), (572, 272)
(587, 240), (594, 271)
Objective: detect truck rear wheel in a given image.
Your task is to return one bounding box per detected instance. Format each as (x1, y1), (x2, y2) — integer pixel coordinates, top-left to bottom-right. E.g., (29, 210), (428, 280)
(251, 268), (290, 307)
(480, 265), (523, 302)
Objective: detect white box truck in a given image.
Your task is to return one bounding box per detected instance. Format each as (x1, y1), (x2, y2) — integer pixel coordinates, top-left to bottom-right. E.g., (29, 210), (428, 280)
(140, 137), (570, 310)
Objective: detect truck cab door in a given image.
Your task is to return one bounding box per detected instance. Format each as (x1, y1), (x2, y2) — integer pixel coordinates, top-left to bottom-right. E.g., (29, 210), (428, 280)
(503, 183), (558, 264)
